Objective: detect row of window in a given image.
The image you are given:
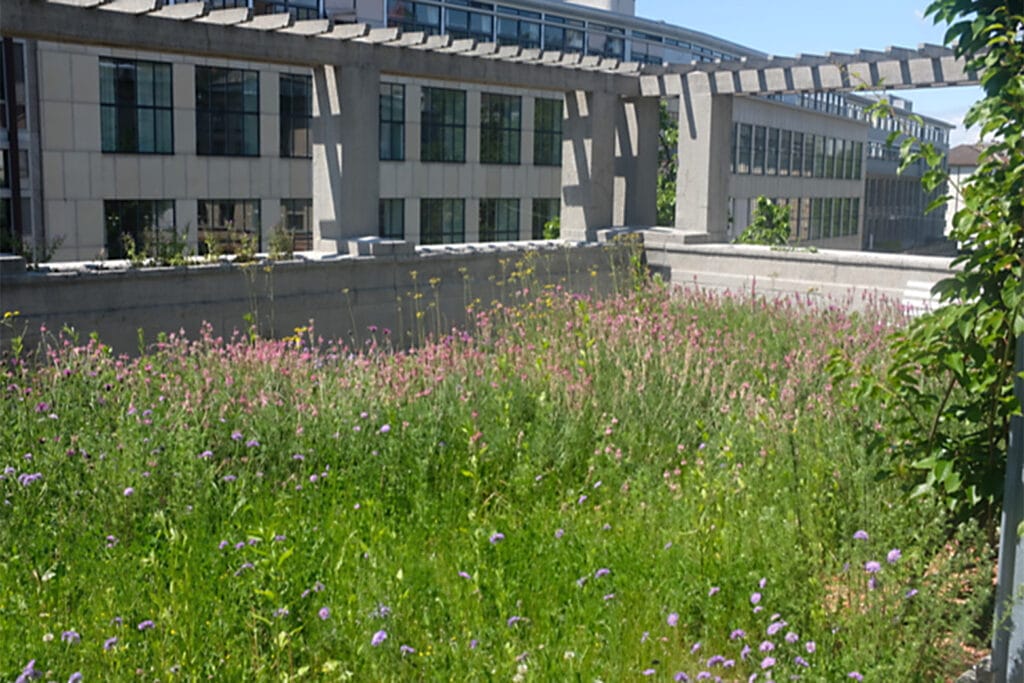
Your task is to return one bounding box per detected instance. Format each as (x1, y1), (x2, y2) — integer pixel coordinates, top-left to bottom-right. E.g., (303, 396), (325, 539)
(384, 0), (735, 63)
(168, 0), (322, 20)
(103, 198), (312, 258)
(379, 197), (560, 243)
(731, 123), (864, 180)
(762, 196), (861, 242)
(100, 58), (311, 158)
(379, 84), (562, 166)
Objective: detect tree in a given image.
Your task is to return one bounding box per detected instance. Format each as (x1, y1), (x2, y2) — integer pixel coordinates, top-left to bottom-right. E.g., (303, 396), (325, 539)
(656, 100), (678, 226)
(733, 196), (790, 246)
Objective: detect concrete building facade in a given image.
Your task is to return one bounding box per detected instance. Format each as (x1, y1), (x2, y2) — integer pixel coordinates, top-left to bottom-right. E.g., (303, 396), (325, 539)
(0, 0), (961, 262)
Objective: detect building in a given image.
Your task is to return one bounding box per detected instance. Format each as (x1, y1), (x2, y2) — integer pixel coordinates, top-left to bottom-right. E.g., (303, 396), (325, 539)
(944, 142), (984, 236)
(0, 0), (954, 262)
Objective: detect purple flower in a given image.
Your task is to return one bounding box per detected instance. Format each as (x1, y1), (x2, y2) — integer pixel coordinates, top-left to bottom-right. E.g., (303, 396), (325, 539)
(785, 631), (799, 643)
(554, 528), (565, 539)
(758, 577), (767, 589)
(595, 567), (611, 578)
(137, 620), (154, 631)
(642, 669), (656, 676)
(674, 674), (690, 682)
(371, 629), (388, 646)
(740, 645), (751, 661)
(123, 487), (134, 497)
(853, 530), (869, 541)
(400, 644), (416, 655)
(848, 674), (864, 681)
(231, 430), (243, 441)
(708, 586), (720, 597)
(379, 424), (391, 434)
(795, 656), (810, 668)
(869, 576), (878, 590)
(245, 439), (260, 448)
(887, 548), (902, 564)
(489, 532), (505, 544)
(761, 656), (776, 669)
(766, 621), (786, 636)
(222, 474), (237, 482)
(273, 608), (289, 618)
(16, 660), (41, 683)
(730, 629), (746, 640)
(469, 639), (478, 649)
(61, 630), (81, 643)
(507, 616), (523, 626)
(707, 655), (725, 667)
(458, 571), (472, 580)
(318, 607), (330, 620)
(17, 472), (42, 487)
(906, 588), (919, 598)
(68, 673), (83, 683)
(696, 673), (711, 681)
(198, 450), (213, 459)
(273, 534), (286, 542)
(759, 640), (775, 652)
(691, 642), (702, 654)
(577, 494), (588, 505)
(667, 612), (679, 627)
(865, 560), (882, 573)
(750, 592), (762, 605)
(104, 636), (118, 650)
(805, 641), (816, 653)
(603, 593), (615, 601)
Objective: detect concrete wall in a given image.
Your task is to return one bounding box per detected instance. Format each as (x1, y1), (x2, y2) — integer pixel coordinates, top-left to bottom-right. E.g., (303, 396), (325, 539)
(641, 229), (953, 312)
(0, 243), (632, 355)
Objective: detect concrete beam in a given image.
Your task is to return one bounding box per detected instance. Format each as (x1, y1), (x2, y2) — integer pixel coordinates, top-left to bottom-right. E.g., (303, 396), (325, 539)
(613, 97), (659, 226)
(281, 19), (331, 36)
(150, 1), (206, 20)
(2, 0), (638, 95)
(240, 13), (292, 31)
(675, 79), (732, 241)
(100, 0), (157, 14)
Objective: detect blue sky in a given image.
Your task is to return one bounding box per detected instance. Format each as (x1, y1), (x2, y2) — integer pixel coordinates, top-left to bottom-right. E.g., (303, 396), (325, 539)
(636, 0), (983, 146)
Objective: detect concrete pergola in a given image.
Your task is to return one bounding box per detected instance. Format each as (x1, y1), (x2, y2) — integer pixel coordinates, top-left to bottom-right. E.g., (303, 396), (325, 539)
(0, 0), (978, 248)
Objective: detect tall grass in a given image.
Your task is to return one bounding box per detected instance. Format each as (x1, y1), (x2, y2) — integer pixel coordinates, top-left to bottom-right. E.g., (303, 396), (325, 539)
(0, 282), (991, 682)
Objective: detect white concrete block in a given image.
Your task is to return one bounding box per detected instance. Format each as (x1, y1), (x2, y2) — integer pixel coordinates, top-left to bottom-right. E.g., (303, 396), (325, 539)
(62, 153), (91, 200)
(114, 156), (141, 198)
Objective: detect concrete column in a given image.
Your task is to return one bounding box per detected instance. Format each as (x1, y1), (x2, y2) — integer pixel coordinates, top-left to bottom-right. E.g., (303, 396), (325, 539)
(312, 64), (381, 252)
(614, 96), (659, 227)
(561, 89), (616, 242)
(676, 74), (733, 241)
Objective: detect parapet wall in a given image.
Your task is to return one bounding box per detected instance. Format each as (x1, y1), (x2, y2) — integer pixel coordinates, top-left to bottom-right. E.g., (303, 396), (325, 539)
(0, 243), (634, 355)
(640, 229), (955, 312)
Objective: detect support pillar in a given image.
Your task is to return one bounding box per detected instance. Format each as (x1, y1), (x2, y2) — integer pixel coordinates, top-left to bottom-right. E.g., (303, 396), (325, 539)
(312, 64), (381, 253)
(560, 90), (616, 242)
(614, 96), (659, 227)
(675, 73), (733, 241)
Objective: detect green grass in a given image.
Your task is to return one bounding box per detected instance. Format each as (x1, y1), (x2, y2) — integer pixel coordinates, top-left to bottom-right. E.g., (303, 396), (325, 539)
(0, 283), (992, 682)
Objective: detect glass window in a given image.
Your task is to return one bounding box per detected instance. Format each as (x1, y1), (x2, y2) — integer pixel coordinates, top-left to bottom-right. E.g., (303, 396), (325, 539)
(531, 197), (559, 239)
(824, 138), (835, 179)
(803, 134), (815, 177)
(100, 58), (174, 154)
(0, 42), (27, 131)
(752, 125), (766, 175)
(543, 25), (584, 53)
(421, 87), (466, 163)
(446, 8), (493, 41)
(480, 93), (521, 165)
(812, 135), (825, 178)
(379, 82), (405, 161)
(280, 73), (311, 158)
(479, 198), (519, 241)
(253, 0), (323, 20)
(497, 17), (541, 48)
(791, 132), (804, 178)
(280, 198), (312, 251)
(737, 123), (752, 174)
(198, 199), (261, 254)
(779, 130), (791, 177)
(386, 0), (441, 34)
(852, 141), (863, 179)
(810, 197), (822, 239)
(379, 198), (404, 239)
(103, 199), (176, 259)
(196, 67), (260, 156)
(766, 128), (779, 176)
(845, 140), (857, 179)
(533, 97), (562, 166)
(420, 198), (464, 244)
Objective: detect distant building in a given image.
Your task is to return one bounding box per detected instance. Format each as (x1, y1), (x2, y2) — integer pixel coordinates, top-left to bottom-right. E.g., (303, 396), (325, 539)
(945, 143), (985, 236)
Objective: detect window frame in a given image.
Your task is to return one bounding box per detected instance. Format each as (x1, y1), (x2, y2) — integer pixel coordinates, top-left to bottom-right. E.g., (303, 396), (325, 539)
(379, 198), (405, 239)
(479, 198), (520, 242)
(420, 198), (464, 244)
(480, 93), (521, 165)
(379, 82), (406, 161)
(279, 72), (311, 158)
(103, 199), (177, 259)
(99, 57), (174, 154)
(533, 97), (562, 167)
(195, 66), (260, 157)
(420, 87), (466, 163)
(197, 198), (262, 254)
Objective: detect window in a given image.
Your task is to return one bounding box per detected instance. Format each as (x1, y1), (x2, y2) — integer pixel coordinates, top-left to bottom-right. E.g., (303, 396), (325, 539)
(100, 58), (173, 154)
(198, 199), (261, 254)
(497, 17), (541, 49)
(420, 198), (464, 244)
(280, 73), (311, 158)
(846, 140), (858, 179)
(103, 199), (176, 259)
(386, 0), (441, 34)
(803, 134), (815, 177)
(531, 198), (560, 239)
(543, 25), (584, 53)
(533, 98), (562, 167)
(791, 132), (803, 177)
(752, 125), (766, 175)
(779, 130), (791, 177)
(280, 198), (312, 251)
(737, 123), (752, 174)
(379, 83), (405, 161)
(852, 141), (863, 179)
(813, 135), (825, 178)
(421, 87), (466, 163)
(766, 128), (779, 176)
(0, 42), (26, 131)
(445, 8), (493, 42)
(479, 198), (520, 242)
(480, 94), (521, 165)
(379, 198), (404, 239)
(195, 67), (259, 156)
(253, 0), (322, 19)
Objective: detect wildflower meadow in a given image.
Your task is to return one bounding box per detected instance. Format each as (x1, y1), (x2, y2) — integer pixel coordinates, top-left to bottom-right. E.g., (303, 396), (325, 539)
(0, 280), (993, 681)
